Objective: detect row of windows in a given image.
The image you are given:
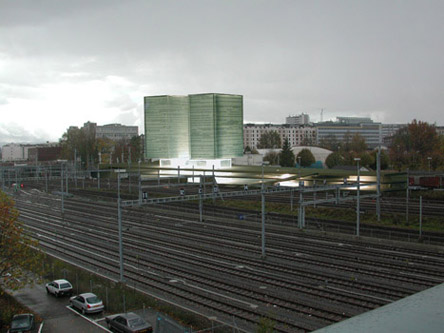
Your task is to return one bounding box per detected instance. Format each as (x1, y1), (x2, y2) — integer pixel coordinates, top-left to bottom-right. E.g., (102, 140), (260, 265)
(244, 130), (316, 134)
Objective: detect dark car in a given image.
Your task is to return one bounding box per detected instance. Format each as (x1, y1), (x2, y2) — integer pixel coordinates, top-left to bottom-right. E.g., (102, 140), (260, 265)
(8, 313), (34, 333)
(105, 312), (153, 333)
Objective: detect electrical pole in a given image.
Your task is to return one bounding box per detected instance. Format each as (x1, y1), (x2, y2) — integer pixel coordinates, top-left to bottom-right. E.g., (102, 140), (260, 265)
(117, 172), (124, 282)
(261, 164), (266, 258)
(74, 149), (77, 188)
(406, 168), (409, 225)
(376, 145), (381, 221)
(61, 164), (64, 215)
(354, 158), (361, 236)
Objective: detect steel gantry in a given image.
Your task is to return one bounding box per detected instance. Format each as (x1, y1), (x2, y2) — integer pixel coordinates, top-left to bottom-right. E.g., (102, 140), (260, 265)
(117, 177), (377, 279)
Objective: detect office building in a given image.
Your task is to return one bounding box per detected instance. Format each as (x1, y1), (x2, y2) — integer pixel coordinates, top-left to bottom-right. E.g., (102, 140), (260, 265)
(316, 117), (382, 149)
(144, 93), (243, 167)
(96, 123), (138, 141)
(286, 113), (310, 125)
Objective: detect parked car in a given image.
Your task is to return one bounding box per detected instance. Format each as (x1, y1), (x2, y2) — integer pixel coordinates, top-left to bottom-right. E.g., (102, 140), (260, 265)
(105, 312), (153, 333)
(70, 292), (104, 314)
(8, 313), (34, 333)
(45, 279), (73, 297)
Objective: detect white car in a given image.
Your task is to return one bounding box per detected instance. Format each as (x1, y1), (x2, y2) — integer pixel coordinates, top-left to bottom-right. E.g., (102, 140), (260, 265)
(70, 292), (104, 314)
(45, 279), (73, 297)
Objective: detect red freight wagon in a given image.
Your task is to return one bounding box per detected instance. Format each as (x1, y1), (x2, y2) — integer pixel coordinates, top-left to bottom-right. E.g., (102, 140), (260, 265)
(419, 176), (441, 188)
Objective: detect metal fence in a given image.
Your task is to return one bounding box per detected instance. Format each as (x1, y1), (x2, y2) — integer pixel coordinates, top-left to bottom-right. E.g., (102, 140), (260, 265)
(156, 313), (191, 333)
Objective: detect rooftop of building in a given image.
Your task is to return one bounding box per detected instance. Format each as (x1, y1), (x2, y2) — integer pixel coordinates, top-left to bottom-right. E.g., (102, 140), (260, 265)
(243, 123), (315, 128)
(144, 93), (243, 98)
(98, 123), (138, 128)
(314, 283), (444, 333)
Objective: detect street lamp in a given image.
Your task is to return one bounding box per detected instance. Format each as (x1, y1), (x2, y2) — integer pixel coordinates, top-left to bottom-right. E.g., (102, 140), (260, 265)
(354, 157), (361, 237)
(427, 157), (432, 172)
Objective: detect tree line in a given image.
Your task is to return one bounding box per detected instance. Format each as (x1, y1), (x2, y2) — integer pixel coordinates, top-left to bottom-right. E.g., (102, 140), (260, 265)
(59, 127), (144, 168)
(248, 120), (444, 171)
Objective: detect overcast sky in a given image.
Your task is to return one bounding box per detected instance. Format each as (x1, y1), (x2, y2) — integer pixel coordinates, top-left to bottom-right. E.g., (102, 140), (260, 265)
(1, 0), (443, 145)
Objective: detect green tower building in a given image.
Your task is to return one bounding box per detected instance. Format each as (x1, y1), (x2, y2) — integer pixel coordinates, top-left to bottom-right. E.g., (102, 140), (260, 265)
(144, 93), (243, 163)
(144, 95), (190, 159)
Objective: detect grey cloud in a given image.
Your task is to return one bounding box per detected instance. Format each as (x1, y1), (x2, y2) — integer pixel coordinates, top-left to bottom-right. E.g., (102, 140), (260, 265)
(0, 123), (52, 145)
(0, 0), (443, 140)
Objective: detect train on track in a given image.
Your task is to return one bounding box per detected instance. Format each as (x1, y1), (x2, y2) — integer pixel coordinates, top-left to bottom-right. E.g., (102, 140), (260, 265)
(409, 175), (444, 189)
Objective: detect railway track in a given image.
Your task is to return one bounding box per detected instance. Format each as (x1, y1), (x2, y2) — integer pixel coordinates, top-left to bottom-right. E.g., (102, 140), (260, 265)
(22, 177), (444, 216)
(12, 188), (444, 332)
(64, 187), (444, 244)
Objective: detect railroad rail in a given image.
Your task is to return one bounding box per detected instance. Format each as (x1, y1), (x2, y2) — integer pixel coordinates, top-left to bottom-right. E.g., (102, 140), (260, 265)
(11, 188), (444, 332)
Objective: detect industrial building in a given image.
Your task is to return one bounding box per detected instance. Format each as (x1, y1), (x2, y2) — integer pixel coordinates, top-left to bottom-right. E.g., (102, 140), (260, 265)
(144, 93), (243, 168)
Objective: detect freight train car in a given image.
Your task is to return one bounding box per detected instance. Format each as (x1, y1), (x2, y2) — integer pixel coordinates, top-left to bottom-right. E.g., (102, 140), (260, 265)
(409, 176), (443, 188)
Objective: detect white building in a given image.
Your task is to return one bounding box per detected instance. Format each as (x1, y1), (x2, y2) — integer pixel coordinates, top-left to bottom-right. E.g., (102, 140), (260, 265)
(232, 153), (264, 166)
(286, 113), (310, 125)
(257, 146), (332, 164)
(243, 124), (317, 149)
(96, 123), (138, 141)
(1, 142), (61, 162)
(1, 143), (27, 161)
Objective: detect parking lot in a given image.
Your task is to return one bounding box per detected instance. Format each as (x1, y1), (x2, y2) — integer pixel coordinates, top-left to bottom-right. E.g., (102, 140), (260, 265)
(11, 283), (157, 332)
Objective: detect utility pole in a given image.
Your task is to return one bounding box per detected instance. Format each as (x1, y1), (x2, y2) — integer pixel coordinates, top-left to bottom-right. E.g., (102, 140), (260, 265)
(61, 164), (64, 215)
(138, 160), (142, 205)
(117, 172), (124, 282)
(298, 156), (301, 180)
(199, 176), (203, 222)
(419, 196), (423, 238)
(128, 146), (131, 168)
(406, 168), (409, 225)
(376, 144), (381, 221)
(354, 158), (361, 236)
(261, 163), (266, 258)
(74, 149), (77, 188)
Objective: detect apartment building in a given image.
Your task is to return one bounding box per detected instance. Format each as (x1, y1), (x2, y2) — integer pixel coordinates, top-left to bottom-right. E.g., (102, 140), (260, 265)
(243, 123), (317, 149)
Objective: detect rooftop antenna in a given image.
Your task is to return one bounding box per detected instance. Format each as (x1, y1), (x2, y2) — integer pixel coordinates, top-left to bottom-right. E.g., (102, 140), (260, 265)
(320, 108), (324, 122)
